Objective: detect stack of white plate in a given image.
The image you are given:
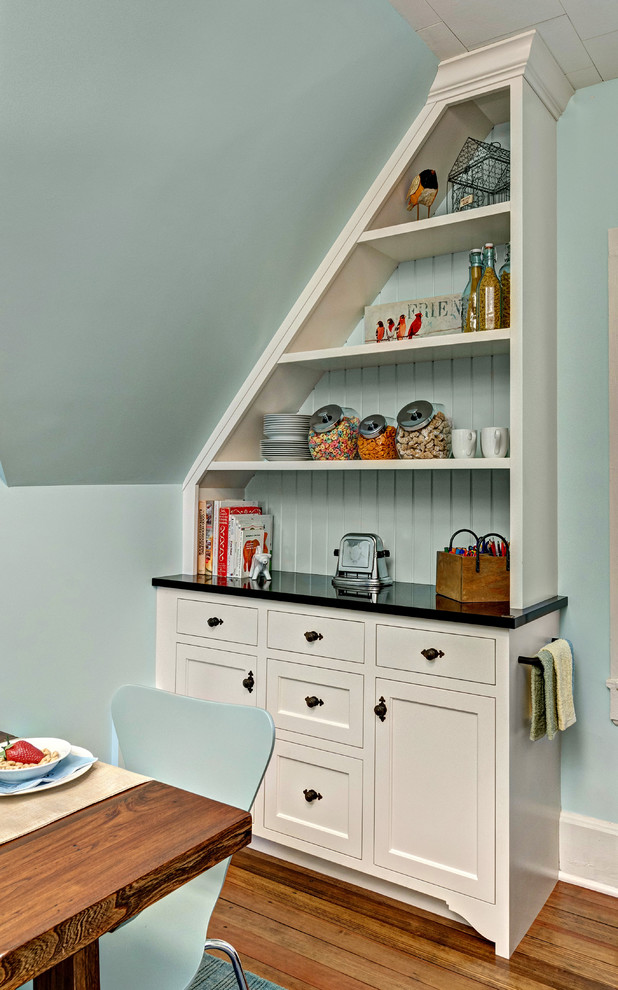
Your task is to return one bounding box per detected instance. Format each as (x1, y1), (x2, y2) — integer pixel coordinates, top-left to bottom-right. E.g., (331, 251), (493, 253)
(261, 414), (311, 460)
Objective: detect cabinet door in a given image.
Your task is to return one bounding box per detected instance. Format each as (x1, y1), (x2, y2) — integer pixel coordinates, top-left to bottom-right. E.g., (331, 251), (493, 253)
(175, 642), (257, 706)
(374, 678), (495, 902)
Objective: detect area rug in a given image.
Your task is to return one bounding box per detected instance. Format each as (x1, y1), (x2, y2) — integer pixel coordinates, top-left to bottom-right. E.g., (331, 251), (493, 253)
(189, 952), (288, 990)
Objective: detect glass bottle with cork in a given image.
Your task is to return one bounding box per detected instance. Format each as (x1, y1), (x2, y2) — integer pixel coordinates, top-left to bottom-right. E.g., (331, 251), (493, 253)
(461, 248), (483, 332)
(499, 243), (510, 328)
(477, 242), (501, 330)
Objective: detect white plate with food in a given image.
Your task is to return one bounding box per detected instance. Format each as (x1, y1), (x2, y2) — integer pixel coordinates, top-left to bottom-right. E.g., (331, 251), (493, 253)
(0, 741), (97, 795)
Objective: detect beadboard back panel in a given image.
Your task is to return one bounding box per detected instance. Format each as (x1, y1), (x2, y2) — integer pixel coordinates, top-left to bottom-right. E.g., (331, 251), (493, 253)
(245, 248), (511, 584)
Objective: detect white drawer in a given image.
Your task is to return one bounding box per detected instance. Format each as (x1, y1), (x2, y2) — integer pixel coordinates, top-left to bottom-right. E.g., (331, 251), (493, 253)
(267, 609), (364, 663)
(266, 658), (363, 747)
(376, 624), (495, 685)
(263, 740), (362, 858)
(177, 597), (258, 646)
(176, 643), (257, 706)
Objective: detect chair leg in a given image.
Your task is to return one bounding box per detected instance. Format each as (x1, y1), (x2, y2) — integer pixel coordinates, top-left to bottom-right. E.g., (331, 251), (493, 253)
(204, 938), (250, 990)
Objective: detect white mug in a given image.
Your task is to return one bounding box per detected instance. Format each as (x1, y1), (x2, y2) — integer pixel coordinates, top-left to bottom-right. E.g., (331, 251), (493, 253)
(451, 429), (477, 458)
(481, 427), (509, 458)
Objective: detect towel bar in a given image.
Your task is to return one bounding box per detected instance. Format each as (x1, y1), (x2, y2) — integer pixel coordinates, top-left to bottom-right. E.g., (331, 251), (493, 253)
(518, 656), (544, 669)
(518, 638), (559, 669)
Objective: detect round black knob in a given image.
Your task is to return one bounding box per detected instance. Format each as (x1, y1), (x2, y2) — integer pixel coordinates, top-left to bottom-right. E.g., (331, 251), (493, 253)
(242, 671), (255, 693)
(303, 789), (323, 803)
(207, 617), (223, 628)
(305, 695), (324, 709)
(304, 631), (323, 643)
(421, 648), (445, 661)
(374, 696), (387, 722)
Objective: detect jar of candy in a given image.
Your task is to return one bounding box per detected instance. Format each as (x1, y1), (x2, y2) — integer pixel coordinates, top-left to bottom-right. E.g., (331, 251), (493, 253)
(357, 414), (398, 460)
(395, 400), (452, 459)
(308, 404), (360, 460)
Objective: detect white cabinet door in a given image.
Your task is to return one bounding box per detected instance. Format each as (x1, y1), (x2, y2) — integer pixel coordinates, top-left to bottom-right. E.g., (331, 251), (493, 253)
(175, 642), (257, 706)
(374, 678), (495, 902)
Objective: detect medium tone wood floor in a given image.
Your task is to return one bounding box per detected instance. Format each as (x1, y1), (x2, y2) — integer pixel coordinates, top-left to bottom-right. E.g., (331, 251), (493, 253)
(208, 848), (618, 990)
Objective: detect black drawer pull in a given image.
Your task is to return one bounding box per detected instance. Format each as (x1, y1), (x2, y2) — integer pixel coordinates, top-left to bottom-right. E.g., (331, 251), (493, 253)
(304, 631), (323, 643)
(305, 695), (324, 709)
(242, 671), (255, 693)
(374, 696), (387, 722)
(207, 617), (224, 628)
(421, 648), (444, 661)
(303, 789), (323, 803)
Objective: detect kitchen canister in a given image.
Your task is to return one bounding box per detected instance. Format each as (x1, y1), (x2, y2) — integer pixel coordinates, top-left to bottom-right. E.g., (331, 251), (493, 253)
(395, 400), (452, 459)
(308, 404), (360, 460)
(357, 414), (398, 460)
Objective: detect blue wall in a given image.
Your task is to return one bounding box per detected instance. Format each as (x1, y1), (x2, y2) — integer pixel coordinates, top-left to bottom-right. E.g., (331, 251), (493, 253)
(558, 78), (618, 823)
(0, 484), (181, 762)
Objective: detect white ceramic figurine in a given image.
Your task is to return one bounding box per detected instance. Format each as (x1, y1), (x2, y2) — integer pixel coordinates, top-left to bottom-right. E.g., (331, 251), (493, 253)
(249, 552), (271, 585)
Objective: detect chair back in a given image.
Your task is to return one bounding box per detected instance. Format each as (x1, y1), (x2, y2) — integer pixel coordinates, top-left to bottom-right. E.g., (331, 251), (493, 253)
(111, 684), (275, 811)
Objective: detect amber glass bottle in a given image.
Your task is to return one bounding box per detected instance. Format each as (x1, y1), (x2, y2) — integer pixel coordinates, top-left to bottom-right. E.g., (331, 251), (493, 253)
(499, 243), (511, 328)
(463, 249), (483, 332)
(477, 243), (501, 330)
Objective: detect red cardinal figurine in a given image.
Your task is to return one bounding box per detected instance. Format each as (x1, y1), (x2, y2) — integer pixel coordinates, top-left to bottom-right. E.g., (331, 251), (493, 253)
(408, 312), (423, 338)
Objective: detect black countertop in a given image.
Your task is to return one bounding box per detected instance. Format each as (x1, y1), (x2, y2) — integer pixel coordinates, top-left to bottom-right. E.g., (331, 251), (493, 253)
(152, 571), (567, 629)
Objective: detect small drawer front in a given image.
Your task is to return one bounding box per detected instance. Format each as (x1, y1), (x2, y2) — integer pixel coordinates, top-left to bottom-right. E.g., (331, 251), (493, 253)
(376, 624), (495, 684)
(267, 610), (364, 663)
(177, 598), (258, 646)
(263, 740), (362, 858)
(176, 643), (257, 706)
(266, 659), (363, 747)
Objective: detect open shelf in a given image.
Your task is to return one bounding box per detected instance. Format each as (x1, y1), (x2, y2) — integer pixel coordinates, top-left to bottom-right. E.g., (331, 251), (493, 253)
(359, 202), (510, 264)
(210, 459), (510, 472)
(278, 329), (511, 372)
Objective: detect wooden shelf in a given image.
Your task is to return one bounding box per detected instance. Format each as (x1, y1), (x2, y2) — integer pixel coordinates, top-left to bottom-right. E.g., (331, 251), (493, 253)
(358, 202), (510, 264)
(210, 459), (510, 472)
(280, 329), (511, 372)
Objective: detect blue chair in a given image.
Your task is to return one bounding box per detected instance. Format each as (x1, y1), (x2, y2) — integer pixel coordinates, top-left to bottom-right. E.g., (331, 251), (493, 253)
(99, 684), (275, 990)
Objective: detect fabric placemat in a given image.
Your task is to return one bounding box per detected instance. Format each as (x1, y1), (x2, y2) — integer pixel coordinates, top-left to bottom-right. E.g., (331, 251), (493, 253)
(0, 762), (152, 844)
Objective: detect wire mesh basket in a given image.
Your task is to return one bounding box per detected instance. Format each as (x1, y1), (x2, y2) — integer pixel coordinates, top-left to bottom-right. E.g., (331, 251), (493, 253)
(447, 137), (510, 213)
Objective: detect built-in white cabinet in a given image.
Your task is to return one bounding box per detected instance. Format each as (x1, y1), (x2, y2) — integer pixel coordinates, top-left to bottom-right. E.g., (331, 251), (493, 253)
(373, 677), (495, 902)
(155, 583), (563, 957)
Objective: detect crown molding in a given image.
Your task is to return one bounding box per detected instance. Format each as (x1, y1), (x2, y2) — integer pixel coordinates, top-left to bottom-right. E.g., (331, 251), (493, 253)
(428, 31), (573, 120)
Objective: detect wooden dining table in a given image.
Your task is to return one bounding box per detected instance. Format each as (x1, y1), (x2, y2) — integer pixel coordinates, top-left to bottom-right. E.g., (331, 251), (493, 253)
(0, 748), (252, 990)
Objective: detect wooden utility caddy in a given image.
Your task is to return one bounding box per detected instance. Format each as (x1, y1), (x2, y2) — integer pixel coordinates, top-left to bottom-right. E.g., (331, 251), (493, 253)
(436, 528), (510, 602)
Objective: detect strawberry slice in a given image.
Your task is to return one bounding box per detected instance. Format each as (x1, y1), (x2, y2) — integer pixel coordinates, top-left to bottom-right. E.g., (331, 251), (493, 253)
(2, 739), (45, 765)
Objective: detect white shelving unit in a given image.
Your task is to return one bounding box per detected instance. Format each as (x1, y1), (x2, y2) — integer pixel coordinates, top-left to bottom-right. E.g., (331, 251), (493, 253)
(182, 31), (572, 609)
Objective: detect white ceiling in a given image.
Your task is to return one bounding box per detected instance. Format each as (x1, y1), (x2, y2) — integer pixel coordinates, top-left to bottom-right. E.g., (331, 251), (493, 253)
(390, 0), (618, 87)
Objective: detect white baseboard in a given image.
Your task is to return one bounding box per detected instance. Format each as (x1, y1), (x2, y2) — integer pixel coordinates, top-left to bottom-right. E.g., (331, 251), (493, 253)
(559, 811), (618, 896)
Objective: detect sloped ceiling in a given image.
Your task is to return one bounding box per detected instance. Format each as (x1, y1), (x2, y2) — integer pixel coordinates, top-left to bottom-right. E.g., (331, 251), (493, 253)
(0, 0), (437, 485)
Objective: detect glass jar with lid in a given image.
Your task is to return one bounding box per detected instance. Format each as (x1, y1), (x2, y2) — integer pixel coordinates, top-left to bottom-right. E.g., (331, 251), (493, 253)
(308, 404), (360, 460)
(395, 400), (452, 459)
(357, 414), (398, 460)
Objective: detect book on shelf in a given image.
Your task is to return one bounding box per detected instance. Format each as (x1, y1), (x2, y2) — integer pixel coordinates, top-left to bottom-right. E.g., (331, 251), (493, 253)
(213, 501), (262, 577)
(197, 499), (207, 574)
(228, 513), (273, 578)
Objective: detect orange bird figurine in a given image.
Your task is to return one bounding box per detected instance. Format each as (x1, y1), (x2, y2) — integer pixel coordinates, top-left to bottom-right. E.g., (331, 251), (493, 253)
(397, 315), (407, 339)
(406, 169), (438, 220)
(408, 312), (423, 338)
(376, 320), (385, 342)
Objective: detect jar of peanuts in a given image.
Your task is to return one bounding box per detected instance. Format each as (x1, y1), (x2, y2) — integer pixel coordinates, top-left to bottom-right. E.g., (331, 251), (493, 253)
(357, 414), (398, 460)
(309, 404), (360, 460)
(395, 401), (452, 459)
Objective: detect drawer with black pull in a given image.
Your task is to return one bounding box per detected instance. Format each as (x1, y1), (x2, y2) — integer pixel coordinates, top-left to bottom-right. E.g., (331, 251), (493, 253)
(376, 623), (495, 684)
(176, 597), (258, 646)
(267, 609), (364, 663)
(266, 658), (363, 746)
(175, 642), (258, 706)
(262, 739), (362, 858)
